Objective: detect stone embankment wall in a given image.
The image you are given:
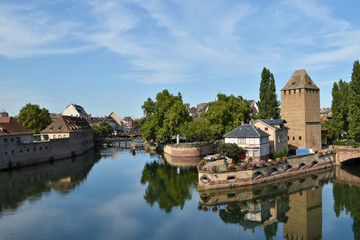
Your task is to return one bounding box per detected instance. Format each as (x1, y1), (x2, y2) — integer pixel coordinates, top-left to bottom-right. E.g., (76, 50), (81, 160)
(160, 142), (215, 157)
(0, 133), (94, 170)
(198, 153), (335, 190)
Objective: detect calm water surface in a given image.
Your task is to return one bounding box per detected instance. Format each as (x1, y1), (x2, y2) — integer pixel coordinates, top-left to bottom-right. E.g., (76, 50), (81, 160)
(0, 148), (360, 240)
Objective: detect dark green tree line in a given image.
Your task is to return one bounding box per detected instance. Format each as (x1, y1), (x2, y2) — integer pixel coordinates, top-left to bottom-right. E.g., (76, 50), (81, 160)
(349, 60), (360, 141)
(258, 67), (280, 119)
(202, 93), (252, 139)
(141, 90), (192, 141)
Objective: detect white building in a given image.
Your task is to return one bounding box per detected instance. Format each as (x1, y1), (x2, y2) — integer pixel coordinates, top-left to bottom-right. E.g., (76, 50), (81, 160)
(63, 104), (88, 120)
(224, 124), (270, 162)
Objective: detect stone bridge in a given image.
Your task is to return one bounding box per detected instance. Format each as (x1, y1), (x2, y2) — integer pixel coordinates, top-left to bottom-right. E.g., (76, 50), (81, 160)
(332, 147), (360, 165)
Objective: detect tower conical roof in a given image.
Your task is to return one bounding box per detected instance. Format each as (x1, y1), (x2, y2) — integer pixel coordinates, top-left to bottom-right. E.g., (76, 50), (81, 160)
(281, 69), (319, 91)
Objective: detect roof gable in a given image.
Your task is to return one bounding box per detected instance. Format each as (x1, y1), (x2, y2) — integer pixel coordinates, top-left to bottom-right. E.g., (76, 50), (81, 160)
(281, 69), (319, 91)
(41, 116), (91, 133)
(0, 117), (33, 135)
(224, 124), (269, 138)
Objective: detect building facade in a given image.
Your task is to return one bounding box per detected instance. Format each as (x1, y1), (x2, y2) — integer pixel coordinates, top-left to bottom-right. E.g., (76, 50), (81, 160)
(254, 119), (288, 154)
(224, 124), (270, 162)
(281, 69), (321, 151)
(63, 104), (88, 120)
(0, 116), (94, 170)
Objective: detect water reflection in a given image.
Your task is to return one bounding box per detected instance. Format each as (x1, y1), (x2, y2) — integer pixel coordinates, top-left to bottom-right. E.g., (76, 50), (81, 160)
(198, 169), (335, 239)
(140, 159), (198, 213)
(333, 165), (360, 240)
(0, 149), (97, 215)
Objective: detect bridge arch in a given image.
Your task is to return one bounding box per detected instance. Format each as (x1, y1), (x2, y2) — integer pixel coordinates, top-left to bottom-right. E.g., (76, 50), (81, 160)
(253, 171), (262, 180)
(311, 161), (318, 167)
(298, 163), (306, 170)
(285, 165), (292, 172)
(270, 167), (279, 176)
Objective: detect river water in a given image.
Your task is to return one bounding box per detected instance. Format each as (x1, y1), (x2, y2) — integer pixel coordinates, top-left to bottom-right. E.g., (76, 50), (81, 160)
(0, 148), (359, 240)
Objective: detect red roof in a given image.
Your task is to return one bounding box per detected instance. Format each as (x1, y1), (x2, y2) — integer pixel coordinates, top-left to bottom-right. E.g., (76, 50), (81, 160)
(0, 117), (33, 136)
(41, 115), (92, 133)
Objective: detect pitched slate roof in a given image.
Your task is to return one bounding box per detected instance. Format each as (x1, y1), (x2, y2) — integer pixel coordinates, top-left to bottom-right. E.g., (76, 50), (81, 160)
(41, 116), (91, 133)
(281, 69), (319, 91)
(224, 124), (269, 138)
(0, 117), (33, 135)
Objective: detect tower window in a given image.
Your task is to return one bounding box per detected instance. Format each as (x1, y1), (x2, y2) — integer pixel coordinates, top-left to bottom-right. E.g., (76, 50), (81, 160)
(299, 89), (301, 94)
(294, 90), (296, 94)
(299, 136), (302, 140)
(293, 137), (295, 140)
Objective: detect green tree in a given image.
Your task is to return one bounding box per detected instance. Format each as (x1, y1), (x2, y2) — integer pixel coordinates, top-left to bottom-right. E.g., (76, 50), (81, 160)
(18, 103), (51, 133)
(202, 93), (252, 139)
(141, 90), (192, 141)
(258, 67), (280, 119)
(348, 60), (360, 141)
(92, 121), (114, 139)
(99, 121), (114, 136)
(339, 79), (350, 134)
(330, 82), (343, 139)
(218, 143), (246, 163)
(179, 118), (212, 141)
(132, 118), (144, 132)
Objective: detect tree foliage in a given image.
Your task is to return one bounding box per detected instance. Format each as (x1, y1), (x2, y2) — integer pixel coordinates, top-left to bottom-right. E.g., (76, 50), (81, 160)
(92, 121), (113, 139)
(178, 118), (212, 141)
(218, 143), (246, 163)
(18, 103), (51, 133)
(202, 93), (252, 139)
(141, 90), (192, 141)
(348, 60), (360, 141)
(258, 67), (280, 119)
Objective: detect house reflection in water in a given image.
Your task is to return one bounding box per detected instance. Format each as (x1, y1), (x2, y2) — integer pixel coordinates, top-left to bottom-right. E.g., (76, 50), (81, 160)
(198, 169), (333, 239)
(0, 149), (97, 213)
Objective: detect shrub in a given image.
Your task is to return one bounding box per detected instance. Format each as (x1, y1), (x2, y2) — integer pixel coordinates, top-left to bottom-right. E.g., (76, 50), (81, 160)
(218, 143), (246, 164)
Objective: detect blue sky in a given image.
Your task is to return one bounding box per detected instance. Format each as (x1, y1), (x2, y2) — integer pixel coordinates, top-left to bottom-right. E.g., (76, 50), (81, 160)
(1, 0), (360, 118)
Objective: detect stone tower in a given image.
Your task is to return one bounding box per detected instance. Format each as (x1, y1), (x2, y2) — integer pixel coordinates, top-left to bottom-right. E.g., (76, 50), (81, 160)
(281, 69), (321, 151)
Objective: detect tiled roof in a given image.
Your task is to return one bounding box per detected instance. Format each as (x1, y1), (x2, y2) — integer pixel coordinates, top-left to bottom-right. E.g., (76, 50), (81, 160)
(255, 119), (288, 130)
(41, 116), (92, 133)
(281, 69), (319, 91)
(224, 124), (269, 138)
(0, 117), (33, 135)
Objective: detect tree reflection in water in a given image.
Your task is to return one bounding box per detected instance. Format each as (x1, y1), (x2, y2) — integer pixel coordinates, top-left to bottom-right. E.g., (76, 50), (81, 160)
(333, 165), (360, 240)
(140, 160), (198, 213)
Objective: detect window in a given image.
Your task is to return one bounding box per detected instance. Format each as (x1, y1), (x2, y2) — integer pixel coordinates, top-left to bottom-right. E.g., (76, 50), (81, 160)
(53, 135), (56, 139)
(254, 149), (259, 157)
(293, 89), (296, 94)
(248, 149), (254, 157)
(277, 135), (280, 143)
(293, 137), (295, 140)
(299, 89), (301, 94)
(249, 138), (255, 144)
(239, 138), (245, 144)
(299, 136), (302, 140)
(4, 138), (8, 142)
(58, 135), (62, 138)
(265, 127), (268, 131)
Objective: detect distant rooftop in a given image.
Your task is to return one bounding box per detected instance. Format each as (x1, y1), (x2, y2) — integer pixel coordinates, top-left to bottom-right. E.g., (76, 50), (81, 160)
(224, 124), (269, 138)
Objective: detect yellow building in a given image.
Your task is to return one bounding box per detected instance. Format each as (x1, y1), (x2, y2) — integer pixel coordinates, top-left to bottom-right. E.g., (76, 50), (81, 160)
(281, 69), (321, 151)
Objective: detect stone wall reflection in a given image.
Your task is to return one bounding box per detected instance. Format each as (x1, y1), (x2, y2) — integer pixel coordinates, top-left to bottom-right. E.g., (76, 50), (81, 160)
(0, 149), (97, 214)
(198, 169), (335, 239)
